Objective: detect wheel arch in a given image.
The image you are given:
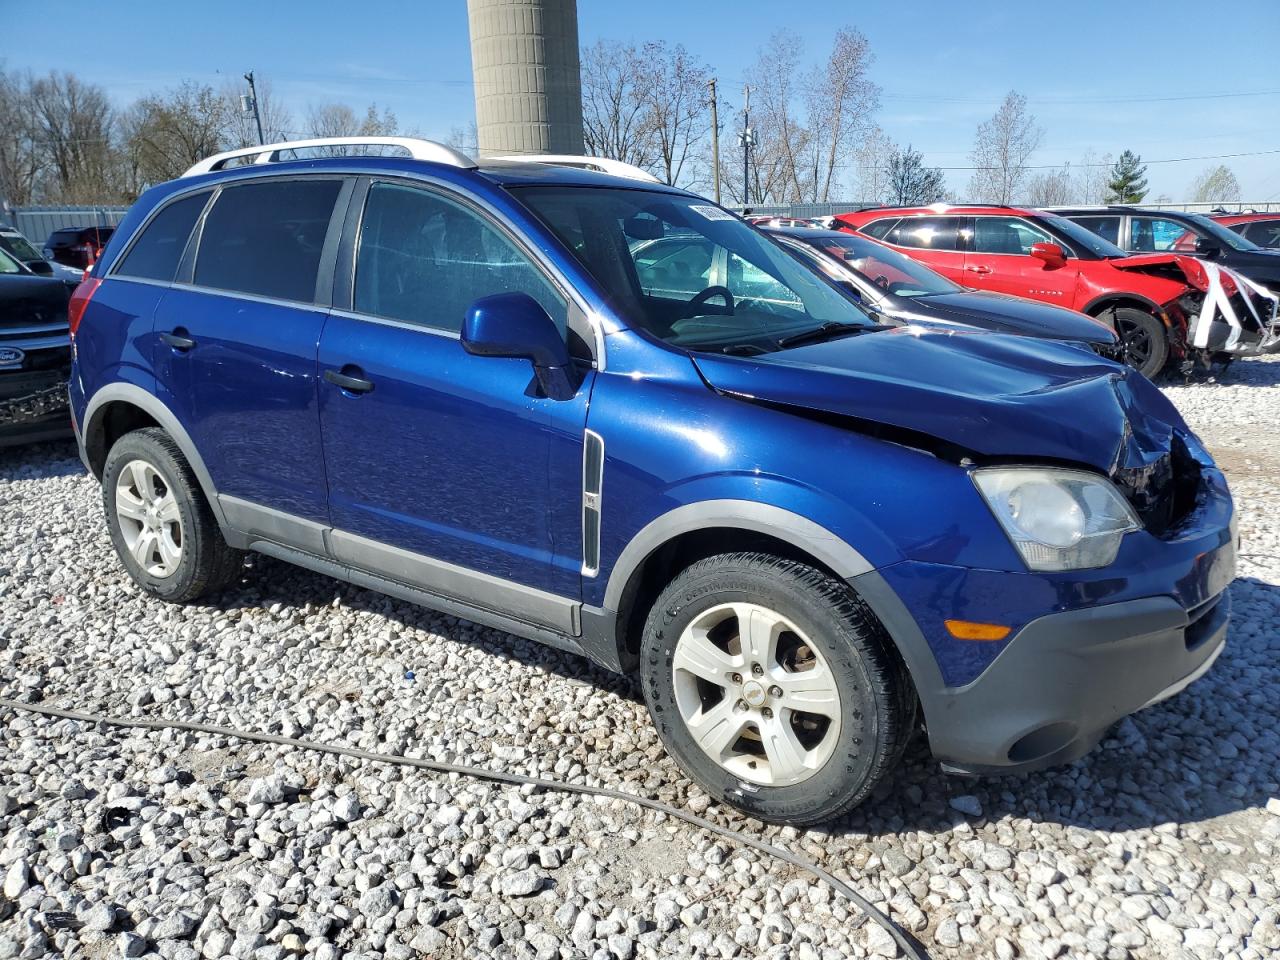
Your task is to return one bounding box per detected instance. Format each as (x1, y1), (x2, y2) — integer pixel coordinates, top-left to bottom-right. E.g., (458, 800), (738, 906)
(595, 501), (878, 673)
(1082, 293), (1167, 325)
(82, 383), (229, 531)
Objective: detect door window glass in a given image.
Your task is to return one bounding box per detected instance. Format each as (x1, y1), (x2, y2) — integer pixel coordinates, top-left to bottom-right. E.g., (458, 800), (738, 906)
(862, 218), (899, 240)
(1073, 215), (1121, 246)
(1245, 220), (1280, 247)
(355, 182), (566, 334)
(1129, 217), (1197, 253)
(885, 217), (963, 250)
(115, 192), (208, 282)
(972, 217), (1056, 255)
(195, 179), (341, 302)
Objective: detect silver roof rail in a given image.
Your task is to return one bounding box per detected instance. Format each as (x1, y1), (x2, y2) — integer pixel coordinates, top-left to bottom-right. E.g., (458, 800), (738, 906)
(182, 137), (477, 178)
(491, 154), (661, 183)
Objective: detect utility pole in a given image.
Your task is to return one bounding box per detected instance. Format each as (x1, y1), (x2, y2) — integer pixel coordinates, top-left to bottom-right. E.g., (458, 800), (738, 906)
(243, 71), (266, 146)
(738, 84), (755, 208)
(708, 78), (721, 205)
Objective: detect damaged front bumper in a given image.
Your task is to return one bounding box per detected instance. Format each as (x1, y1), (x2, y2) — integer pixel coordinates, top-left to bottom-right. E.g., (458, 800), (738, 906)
(1183, 264), (1280, 357)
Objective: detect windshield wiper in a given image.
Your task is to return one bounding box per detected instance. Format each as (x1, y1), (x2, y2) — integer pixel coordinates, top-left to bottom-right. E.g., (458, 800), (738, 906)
(776, 321), (893, 350)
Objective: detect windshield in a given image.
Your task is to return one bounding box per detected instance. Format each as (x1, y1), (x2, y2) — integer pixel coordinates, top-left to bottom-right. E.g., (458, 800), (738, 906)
(0, 232), (43, 263)
(1185, 212), (1258, 252)
(1040, 214), (1128, 258)
(0, 248), (22, 274)
(800, 233), (959, 297)
(513, 186), (874, 353)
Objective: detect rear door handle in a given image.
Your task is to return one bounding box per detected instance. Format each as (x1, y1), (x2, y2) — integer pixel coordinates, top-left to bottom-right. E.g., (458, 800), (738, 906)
(160, 331), (196, 350)
(324, 368), (375, 394)
(964, 264), (993, 275)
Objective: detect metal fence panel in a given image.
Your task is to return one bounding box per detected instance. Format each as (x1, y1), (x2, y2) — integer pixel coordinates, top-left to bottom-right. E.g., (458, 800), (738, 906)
(8, 206), (130, 247)
(728, 200), (1280, 218)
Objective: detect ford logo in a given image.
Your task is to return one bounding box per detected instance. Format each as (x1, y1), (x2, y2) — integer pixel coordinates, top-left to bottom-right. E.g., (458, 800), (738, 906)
(0, 347), (25, 366)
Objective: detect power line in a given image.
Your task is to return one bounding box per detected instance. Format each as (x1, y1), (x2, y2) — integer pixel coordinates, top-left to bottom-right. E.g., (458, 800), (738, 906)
(880, 89), (1280, 106)
(934, 147), (1280, 172)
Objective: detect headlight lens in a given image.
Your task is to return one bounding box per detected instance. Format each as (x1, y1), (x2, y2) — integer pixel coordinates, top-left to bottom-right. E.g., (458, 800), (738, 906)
(972, 467), (1142, 571)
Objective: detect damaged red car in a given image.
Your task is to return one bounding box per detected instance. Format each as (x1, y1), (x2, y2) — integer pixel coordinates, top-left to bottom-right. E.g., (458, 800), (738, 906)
(833, 205), (1279, 378)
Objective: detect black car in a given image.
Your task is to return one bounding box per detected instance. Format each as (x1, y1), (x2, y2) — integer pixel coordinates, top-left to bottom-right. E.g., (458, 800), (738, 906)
(0, 226), (82, 289)
(0, 246), (73, 447)
(42, 225), (115, 270)
(765, 226), (1120, 355)
(1053, 206), (1280, 291)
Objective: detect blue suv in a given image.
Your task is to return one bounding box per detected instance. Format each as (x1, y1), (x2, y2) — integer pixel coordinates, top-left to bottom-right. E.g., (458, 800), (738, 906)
(69, 138), (1236, 824)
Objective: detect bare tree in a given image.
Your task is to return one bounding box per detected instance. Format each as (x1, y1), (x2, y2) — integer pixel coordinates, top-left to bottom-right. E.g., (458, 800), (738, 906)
(1076, 149), (1113, 204)
(0, 68), (44, 205)
(445, 122), (479, 157)
(967, 91), (1042, 204)
(1189, 164), (1241, 204)
(747, 30), (810, 202)
(638, 42), (711, 188)
(802, 28), (879, 202)
(121, 82), (230, 189)
(580, 41), (653, 169)
(852, 126), (896, 204)
(29, 71), (119, 202)
(1024, 165), (1077, 206)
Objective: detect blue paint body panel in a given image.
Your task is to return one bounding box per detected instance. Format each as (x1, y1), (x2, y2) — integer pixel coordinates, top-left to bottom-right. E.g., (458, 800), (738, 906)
(70, 152), (1237, 758)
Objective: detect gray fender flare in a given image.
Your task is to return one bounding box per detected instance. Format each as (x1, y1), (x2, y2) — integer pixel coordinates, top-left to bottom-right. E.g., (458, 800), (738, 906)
(82, 382), (229, 530)
(601, 499), (875, 613)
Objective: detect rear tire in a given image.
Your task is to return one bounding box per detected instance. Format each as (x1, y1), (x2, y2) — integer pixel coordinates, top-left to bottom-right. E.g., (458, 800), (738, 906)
(639, 552), (915, 825)
(1108, 307), (1168, 378)
(102, 428), (244, 603)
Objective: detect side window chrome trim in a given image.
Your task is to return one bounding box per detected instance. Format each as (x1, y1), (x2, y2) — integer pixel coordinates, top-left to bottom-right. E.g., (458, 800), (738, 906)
(180, 283), (333, 314)
(329, 308), (462, 340)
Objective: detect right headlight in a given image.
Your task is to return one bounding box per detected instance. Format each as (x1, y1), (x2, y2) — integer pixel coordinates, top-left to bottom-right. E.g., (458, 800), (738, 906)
(972, 467), (1142, 572)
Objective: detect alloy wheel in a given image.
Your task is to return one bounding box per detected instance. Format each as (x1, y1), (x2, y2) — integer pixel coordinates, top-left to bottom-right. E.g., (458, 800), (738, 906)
(672, 602), (842, 786)
(114, 459), (183, 578)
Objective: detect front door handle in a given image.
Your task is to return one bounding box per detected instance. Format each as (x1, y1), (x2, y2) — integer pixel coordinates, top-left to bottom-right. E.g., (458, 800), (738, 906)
(964, 264), (993, 275)
(324, 368), (375, 394)
(160, 331), (196, 350)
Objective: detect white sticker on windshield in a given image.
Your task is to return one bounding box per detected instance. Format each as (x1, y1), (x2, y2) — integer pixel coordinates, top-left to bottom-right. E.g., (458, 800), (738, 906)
(689, 204), (736, 221)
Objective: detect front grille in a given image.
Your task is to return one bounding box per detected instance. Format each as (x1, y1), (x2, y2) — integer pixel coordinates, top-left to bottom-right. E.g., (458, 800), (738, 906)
(1111, 432), (1202, 537)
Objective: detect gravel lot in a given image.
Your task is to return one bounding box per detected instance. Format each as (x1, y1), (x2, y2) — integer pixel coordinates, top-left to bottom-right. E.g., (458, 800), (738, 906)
(2, 360), (1279, 960)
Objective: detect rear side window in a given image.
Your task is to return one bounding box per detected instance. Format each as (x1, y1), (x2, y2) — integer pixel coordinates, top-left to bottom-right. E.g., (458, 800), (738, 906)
(861, 218), (898, 239)
(886, 217), (963, 250)
(1073, 215), (1121, 246)
(114, 193), (207, 282)
(195, 179), (341, 303)
(1128, 217), (1196, 253)
(354, 182), (566, 334)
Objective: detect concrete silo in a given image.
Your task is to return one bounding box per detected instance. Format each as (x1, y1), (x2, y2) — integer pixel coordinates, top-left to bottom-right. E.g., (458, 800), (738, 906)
(466, 0), (585, 157)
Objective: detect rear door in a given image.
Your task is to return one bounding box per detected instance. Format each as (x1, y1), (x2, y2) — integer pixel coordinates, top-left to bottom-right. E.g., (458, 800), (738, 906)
(153, 176), (350, 530)
(316, 178), (592, 614)
(964, 216), (1081, 304)
(880, 216), (968, 282)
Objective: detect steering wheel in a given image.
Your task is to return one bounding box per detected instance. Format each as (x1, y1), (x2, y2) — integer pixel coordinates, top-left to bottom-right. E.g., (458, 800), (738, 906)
(689, 285), (736, 313)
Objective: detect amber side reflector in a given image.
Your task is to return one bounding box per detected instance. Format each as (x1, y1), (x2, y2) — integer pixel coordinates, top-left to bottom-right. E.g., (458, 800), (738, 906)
(944, 619), (1012, 642)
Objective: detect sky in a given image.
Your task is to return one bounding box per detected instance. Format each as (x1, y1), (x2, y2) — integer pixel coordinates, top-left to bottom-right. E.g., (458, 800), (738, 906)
(4, 0), (1279, 200)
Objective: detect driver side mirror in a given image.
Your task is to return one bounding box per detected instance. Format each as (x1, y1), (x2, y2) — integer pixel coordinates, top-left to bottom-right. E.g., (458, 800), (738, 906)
(1194, 236), (1222, 259)
(1029, 241), (1066, 268)
(462, 293), (575, 400)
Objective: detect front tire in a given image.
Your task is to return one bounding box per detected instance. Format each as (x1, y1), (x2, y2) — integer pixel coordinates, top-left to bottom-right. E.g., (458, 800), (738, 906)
(640, 553), (914, 825)
(102, 428), (244, 603)
(1108, 307), (1168, 379)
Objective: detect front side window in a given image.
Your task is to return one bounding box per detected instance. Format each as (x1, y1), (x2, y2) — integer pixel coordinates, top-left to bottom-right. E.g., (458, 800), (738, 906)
(1128, 216), (1197, 253)
(355, 182), (566, 334)
(0, 248), (21, 274)
(515, 186), (874, 354)
(194, 179), (341, 303)
(972, 217), (1056, 256)
(885, 217), (964, 251)
(115, 192), (208, 282)
(1073, 215), (1121, 246)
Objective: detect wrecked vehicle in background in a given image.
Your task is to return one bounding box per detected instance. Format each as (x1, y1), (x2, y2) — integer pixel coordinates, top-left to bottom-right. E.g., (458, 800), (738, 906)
(0, 245), (72, 447)
(833, 204), (1280, 378)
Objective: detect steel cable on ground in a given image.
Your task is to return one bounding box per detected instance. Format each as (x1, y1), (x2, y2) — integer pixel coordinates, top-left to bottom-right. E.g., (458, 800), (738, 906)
(0, 697), (931, 960)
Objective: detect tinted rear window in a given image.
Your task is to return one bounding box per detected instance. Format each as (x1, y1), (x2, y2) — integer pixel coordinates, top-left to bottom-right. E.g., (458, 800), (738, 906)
(194, 179), (341, 302)
(114, 192), (208, 282)
(886, 216), (964, 251)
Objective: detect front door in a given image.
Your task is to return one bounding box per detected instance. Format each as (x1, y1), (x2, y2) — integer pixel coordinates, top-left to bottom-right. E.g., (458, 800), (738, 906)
(964, 216), (1081, 305)
(317, 180), (592, 626)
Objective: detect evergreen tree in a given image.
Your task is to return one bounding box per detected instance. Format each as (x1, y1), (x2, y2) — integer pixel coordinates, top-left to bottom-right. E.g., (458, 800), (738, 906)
(886, 145), (946, 204)
(1106, 150), (1148, 203)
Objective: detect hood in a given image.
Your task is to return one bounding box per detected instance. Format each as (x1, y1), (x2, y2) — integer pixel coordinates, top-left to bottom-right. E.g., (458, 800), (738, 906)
(692, 326), (1185, 474)
(907, 291), (1116, 344)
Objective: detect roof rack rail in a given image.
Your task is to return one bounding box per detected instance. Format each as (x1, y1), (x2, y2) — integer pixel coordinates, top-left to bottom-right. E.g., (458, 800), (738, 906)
(182, 137), (477, 178)
(492, 154), (661, 183)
